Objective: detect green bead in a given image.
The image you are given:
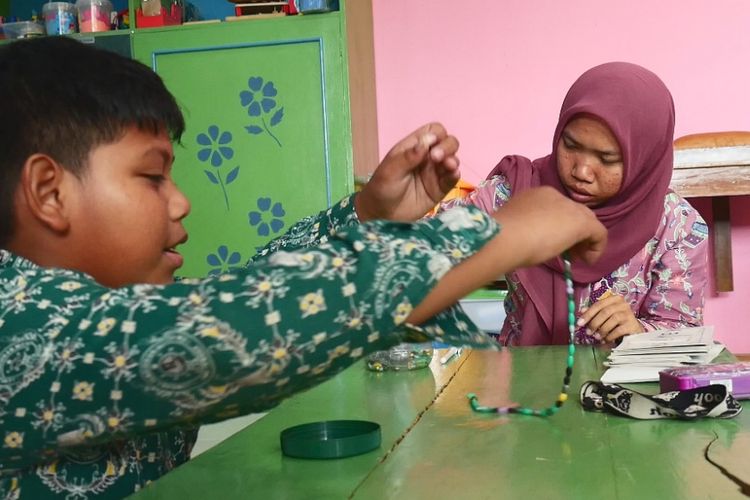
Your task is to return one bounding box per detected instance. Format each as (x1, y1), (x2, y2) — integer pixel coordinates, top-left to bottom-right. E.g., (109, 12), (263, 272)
(466, 255), (575, 419)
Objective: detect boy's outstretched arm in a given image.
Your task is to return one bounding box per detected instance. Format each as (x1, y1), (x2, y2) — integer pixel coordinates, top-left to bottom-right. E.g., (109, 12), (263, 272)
(406, 187), (607, 324)
(0, 201), (500, 472)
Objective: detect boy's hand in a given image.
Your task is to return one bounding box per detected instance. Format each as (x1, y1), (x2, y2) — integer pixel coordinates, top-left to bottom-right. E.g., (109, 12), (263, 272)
(491, 186), (607, 268)
(355, 122), (460, 222)
(578, 294), (643, 343)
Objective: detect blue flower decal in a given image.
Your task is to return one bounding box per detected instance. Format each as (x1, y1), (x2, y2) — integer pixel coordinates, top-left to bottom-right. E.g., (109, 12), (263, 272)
(240, 76), (284, 147)
(195, 125), (240, 211)
(197, 125), (234, 167)
(206, 245), (243, 276)
(249, 197), (286, 237)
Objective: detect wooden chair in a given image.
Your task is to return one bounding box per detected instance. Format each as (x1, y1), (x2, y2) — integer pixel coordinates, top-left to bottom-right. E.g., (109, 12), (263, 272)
(670, 131), (750, 292)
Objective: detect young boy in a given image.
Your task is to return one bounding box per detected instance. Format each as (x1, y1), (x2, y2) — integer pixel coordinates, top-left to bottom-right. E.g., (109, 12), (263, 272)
(0, 37), (605, 498)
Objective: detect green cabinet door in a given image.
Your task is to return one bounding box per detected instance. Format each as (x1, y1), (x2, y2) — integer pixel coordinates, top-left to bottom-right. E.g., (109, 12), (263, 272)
(132, 15), (354, 277)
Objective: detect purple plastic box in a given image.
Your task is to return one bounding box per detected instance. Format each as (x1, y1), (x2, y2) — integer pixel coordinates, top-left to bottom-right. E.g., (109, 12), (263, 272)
(659, 362), (750, 399)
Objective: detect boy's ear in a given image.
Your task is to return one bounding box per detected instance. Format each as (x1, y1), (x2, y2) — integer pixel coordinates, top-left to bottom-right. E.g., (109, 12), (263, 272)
(19, 154), (73, 233)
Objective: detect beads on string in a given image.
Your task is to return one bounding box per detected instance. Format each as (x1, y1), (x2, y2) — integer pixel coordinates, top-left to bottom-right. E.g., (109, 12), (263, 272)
(467, 254), (575, 417)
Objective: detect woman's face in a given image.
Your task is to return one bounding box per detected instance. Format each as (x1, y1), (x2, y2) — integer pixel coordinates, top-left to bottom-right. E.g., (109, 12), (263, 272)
(556, 115), (623, 207)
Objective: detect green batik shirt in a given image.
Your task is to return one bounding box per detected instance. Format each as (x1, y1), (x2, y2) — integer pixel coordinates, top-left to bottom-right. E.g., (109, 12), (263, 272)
(0, 195), (499, 499)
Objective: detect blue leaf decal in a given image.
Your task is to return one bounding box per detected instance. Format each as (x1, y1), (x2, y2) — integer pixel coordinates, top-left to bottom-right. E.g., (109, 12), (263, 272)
(208, 268), (222, 276)
(270, 108), (284, 127)
(257, 197), (271, 211)
(245, 125), (263, 135)
(225, 166), (240, 184)
(204, 170), (219, 184)
(227, 252), (242, 265)
(206, 254), (221, 266)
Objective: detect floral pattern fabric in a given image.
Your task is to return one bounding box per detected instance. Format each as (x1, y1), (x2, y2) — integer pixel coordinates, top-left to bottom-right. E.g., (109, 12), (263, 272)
(0, 195), (499, 499)
(441, 175), (708, 346)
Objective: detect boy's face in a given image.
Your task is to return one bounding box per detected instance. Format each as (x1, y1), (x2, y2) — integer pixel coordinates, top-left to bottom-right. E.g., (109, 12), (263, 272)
(66, 127), (191, 287)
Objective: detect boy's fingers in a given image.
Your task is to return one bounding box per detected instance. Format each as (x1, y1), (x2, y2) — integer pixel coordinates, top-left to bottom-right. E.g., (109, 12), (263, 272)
(390, 122), (447, 156)
(430, 135), (459, 162)
(443, 156), (460, 170)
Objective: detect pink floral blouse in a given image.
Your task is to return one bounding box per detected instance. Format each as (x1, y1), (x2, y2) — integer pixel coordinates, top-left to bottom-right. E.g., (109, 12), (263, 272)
(442, 175), (709, 345)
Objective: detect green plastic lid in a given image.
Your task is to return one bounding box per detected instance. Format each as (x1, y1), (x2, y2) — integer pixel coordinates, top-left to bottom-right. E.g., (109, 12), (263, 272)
(280, 420), (381, 459)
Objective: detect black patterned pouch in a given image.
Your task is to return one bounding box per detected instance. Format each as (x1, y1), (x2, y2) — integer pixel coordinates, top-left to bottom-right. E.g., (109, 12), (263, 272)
(580, 381), (743, 420)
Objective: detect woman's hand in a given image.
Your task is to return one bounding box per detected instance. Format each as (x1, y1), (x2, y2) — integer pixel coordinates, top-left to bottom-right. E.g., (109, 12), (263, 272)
(577, 293), (643, 342)
(406, 187), (608, 325)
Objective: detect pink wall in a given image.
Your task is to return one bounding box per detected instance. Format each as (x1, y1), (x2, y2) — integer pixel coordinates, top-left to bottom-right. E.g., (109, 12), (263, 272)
(371, 0), (750, 352)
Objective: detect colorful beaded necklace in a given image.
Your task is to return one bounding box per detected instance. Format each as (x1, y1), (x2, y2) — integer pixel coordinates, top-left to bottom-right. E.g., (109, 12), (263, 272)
(467, 254), (575, 417)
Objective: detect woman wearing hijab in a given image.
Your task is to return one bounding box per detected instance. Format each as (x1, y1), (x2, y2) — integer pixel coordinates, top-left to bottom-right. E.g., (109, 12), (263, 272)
(444, 62), (708, 346)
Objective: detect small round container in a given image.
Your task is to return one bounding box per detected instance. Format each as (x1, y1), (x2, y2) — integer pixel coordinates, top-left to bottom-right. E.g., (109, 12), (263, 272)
(43, 2), (77, 35)
(1, 21), (45, 39)
(280, 420), (381, 459)
(75, 0), (112, 32)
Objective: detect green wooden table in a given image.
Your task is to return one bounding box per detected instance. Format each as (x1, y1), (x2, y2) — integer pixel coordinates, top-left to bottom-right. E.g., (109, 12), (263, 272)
(132, 347), (750, 499)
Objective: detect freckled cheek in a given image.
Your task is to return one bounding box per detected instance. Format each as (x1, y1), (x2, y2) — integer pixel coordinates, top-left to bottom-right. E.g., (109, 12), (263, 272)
(600, 174), (623, 195)
(557, 154), (574, 181)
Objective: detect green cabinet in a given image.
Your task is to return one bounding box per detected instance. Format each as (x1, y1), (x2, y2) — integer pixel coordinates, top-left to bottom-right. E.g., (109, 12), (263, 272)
(132, 15), (355, 277)
(2, 4), (371, 279)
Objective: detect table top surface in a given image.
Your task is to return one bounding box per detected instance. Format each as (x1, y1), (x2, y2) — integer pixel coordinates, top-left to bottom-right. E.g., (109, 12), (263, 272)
(132, 346), (750, 499)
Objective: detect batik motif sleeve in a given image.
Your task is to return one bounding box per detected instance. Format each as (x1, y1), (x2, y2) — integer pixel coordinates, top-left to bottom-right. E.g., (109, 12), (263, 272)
(637, 196), (709, 331)
(0, 205), (498, 472)
(251, 195), (360, 261)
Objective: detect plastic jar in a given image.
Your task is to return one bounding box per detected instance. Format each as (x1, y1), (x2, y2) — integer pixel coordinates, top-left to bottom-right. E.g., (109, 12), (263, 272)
(76, 0), (112, 32)
(43, 2), (77, 35)
(1, 21), (45, 39)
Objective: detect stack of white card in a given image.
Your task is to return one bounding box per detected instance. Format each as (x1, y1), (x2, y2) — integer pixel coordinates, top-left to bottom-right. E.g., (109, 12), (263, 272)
(600, 326), (724, 383)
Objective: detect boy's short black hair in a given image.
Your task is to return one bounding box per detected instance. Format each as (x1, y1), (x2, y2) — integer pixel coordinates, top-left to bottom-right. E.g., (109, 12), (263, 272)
(0, 36), (185, 246)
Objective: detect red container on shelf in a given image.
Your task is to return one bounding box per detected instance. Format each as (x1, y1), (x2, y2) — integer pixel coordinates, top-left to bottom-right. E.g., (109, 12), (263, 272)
(136, 3), (182, 28)
(231, 1), (297, 17)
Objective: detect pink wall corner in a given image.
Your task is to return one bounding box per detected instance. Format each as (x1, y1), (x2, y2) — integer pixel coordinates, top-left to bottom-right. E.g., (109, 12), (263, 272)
(371, 0), (750, 352)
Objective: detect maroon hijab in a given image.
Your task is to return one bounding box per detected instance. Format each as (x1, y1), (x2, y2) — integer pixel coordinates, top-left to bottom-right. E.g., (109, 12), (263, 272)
(488, 62), (675, 344)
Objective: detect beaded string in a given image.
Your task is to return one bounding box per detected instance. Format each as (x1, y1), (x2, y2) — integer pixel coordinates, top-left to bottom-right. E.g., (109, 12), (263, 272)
(467, 254), (575, 417)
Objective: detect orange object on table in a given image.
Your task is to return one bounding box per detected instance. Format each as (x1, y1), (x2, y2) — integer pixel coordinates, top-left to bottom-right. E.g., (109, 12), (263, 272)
(427, 179), (475, 215)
